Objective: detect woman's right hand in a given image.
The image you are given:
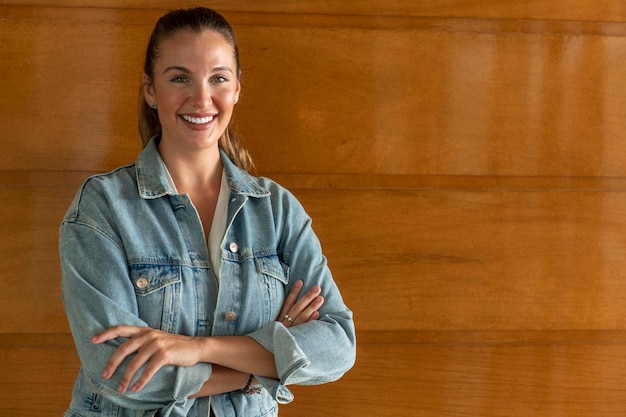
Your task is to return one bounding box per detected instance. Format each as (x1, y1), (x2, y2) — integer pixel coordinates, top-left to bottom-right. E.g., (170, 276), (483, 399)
(277, 279), (324, 328)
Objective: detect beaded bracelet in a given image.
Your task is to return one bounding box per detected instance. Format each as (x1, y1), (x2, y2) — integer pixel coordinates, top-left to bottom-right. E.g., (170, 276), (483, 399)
(240, 374), (262, 395)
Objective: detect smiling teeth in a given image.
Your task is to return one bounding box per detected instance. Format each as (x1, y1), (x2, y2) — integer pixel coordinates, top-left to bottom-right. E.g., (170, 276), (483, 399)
(182, 115), (214, 124)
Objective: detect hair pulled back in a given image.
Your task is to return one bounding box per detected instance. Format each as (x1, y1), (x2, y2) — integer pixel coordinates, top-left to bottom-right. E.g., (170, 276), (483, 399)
(138, 7), (254, 171)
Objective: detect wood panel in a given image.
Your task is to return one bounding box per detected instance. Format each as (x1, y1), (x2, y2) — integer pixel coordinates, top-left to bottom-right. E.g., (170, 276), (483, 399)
(283, 337), (626, 417)
(4, 0), (626, 22)
(4, 333), (626, 417)
(0, 7), (147, 172)
(0, 335), (79, 417)
(4, 7), (626, 176)
(237, 22), (626, 177)
(6, 171), (626, 334)
(297, 186), (626, 332)
(3, 1), (626, 416)
(0, 172), (77, 334)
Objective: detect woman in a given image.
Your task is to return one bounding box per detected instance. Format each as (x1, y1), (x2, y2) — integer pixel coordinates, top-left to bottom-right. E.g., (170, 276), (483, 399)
(60, 7), (356, 417)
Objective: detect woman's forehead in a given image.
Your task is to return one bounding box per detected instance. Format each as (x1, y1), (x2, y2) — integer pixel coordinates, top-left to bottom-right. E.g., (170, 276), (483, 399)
(155, 30), (236, 69)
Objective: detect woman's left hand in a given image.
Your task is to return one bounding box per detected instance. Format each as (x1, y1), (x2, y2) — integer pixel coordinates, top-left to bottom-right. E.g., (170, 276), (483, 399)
(277, 279), (324, 328)
(91, 325), (204, 394)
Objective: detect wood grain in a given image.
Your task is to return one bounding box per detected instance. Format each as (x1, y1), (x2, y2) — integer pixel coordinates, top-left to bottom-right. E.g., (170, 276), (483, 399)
(3, 333), (626, 417)
(3, 1), (626, 416)
(4, 0), (626, 21)
(298, 186), (626, 332)
(0, 335), (79, 417)
(5, 172), (626, 334)
(282, 338), (626, 417)
(3, 7), (626, 176)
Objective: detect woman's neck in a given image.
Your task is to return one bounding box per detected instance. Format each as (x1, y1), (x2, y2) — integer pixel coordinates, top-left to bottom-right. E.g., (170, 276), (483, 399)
(157, 138), (223, 193)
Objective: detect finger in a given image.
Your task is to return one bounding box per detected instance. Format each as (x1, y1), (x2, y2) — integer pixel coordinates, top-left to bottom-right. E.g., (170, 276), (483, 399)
(121, 346), (163, 393)
(101, 335), (144, 380)
(91, 325), (146, 344)
(91, 326), (123, 344)
(116, 343), (156, 393)
(290, 285), (321, 317)
(293, 295), (324, 325)
(278, 279), (303, 320)
(129, 353), (167, 393)
(101, 328), (153, 380)
(281, 310), (295, 327)
(285, 285), (321, 326)
(298, 285), (322, 307)
(128, 336), (200, 393)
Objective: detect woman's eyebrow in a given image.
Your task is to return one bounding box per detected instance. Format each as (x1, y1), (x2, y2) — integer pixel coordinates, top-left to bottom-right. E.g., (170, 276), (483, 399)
(163, 65), (233, 74)
(212, 66), (233, 73)
(163, 66), (191, 74)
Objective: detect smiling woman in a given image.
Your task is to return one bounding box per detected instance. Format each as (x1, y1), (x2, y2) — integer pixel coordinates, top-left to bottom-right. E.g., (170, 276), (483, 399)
(59, 7), (356, 417)
(144, 30), (240, 156)
(138, 8), (250, 172)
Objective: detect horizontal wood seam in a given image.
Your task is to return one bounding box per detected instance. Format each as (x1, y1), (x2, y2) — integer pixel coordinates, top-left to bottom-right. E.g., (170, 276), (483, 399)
(3, 5), (626, 36)
(5, 170), (626, 191)
(5, 331), (626, 348)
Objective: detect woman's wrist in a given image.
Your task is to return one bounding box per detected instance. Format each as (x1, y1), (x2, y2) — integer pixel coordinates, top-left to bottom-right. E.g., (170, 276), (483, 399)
(239, 374), (262, 395)
(198, 335), (278, 379)
(190, 366), (252, 398)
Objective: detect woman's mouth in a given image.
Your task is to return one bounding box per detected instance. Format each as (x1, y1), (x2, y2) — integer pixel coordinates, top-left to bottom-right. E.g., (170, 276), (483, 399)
(181, 114), (215, 124)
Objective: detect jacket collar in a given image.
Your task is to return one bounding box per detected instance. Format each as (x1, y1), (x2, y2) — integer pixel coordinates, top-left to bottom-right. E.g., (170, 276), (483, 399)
(135, 136), (270, 200)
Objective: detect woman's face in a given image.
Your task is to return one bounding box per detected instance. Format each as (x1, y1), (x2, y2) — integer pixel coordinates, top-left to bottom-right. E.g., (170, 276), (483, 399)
(144, 29), (240, 153)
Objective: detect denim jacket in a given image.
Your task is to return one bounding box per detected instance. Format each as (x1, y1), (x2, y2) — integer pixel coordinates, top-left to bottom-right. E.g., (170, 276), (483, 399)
(60, 137), (356, 417)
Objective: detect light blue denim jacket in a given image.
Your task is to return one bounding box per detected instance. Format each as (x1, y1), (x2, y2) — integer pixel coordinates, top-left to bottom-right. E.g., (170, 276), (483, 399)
(60, 137), (356, 417)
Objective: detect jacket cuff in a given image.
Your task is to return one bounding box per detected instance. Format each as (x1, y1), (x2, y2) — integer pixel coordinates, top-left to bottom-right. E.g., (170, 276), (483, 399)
(84, 361), (212, 412)
(172, 362), (212, 400)
(247, 322), (310, 403)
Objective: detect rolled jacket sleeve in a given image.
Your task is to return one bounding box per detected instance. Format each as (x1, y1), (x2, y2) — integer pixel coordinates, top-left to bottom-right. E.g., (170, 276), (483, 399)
(248, 309), (355, 403)
(246, 189), (357, 403)
(60, 220), (211, 413)
(247, 322), (309, 403)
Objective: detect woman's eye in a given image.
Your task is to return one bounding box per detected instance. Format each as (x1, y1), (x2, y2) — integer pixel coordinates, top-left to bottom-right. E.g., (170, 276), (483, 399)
(171, 76), (190, 83)
(211, 75), (228, 83)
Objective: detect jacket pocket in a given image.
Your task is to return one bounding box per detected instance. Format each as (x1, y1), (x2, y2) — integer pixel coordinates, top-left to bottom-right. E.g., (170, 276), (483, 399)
(255, 254), (289, 284)
(130, 264), (182, 333)
(65, 388), (158, 417)
(254, 254), (289, 322)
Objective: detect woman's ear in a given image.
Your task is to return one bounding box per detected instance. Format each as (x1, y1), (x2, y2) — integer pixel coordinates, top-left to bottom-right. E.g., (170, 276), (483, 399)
(234, 79), (241, 104)
(143, 73), (156, 106)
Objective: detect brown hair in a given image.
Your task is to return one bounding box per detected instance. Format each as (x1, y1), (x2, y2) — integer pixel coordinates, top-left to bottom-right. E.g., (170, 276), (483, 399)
(138, 7), (254, 171)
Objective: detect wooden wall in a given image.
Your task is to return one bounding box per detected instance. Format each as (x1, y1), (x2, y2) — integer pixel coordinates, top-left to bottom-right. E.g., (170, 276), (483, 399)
(3, 1), (626, 416)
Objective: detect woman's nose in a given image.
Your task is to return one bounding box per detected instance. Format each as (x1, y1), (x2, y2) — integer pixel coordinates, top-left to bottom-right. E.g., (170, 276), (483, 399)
(190, 84), (212, 108)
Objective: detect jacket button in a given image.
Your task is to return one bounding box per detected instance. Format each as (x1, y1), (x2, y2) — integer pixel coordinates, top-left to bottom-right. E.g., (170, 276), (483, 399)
(229, 242), (239, 253)
(136, 277), (148, 289)
(225, 311), (237, 321)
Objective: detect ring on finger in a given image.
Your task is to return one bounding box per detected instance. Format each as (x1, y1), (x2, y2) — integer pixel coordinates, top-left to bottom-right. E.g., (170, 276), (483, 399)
(284, 314), (294, 324)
